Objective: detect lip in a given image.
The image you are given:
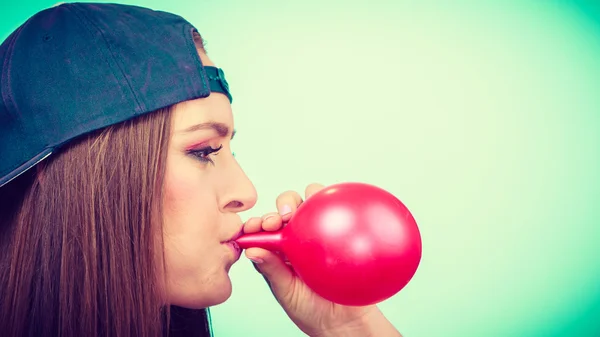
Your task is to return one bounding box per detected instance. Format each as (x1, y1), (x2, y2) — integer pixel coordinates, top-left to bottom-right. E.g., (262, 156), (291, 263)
(224, 227), (244, 243)
(226, 241), (242, 261)
(222, 227), (244, 261)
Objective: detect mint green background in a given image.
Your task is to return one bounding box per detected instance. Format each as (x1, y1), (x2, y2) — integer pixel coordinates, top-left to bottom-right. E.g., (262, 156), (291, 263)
(2, 1), (600, 336)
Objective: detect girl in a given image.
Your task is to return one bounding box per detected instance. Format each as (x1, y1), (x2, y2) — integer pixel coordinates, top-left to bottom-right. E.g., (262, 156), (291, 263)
(0, 3), (401, 336)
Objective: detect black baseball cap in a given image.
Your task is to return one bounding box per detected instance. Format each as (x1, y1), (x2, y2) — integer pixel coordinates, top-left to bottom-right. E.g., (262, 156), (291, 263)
(0, 2), (233, 188)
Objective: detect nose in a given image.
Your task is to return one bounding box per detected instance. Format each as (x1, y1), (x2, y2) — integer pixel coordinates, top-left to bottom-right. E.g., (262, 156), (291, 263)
(220, 158), (257, 213)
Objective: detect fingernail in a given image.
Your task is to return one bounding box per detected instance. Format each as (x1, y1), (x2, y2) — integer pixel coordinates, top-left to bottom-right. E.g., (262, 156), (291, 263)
(249, 257), (264, 264)
(278, 204), (291, 216)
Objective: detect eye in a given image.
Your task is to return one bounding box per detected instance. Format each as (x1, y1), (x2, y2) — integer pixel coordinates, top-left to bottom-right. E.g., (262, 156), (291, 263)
(187, 144), (223, 164)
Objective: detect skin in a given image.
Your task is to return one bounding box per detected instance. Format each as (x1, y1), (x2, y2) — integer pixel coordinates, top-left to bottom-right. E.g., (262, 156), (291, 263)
(161, 53), (256, 309)
(162, 52), (402, 336)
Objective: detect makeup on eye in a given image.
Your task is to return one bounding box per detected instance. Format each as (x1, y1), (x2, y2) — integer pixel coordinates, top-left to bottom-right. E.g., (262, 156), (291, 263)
(186, 144), (223, 164)
(182, 127), (235, 151)
(182, 127), (237, 164)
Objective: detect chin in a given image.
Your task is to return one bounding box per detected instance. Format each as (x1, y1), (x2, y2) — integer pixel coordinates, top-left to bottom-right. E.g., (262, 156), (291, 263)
(168, 275), (233, 309)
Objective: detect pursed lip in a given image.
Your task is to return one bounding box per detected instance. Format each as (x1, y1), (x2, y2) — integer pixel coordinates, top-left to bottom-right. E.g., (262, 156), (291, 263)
(222, 227), (244, 244)
(222, 226), (244, 261)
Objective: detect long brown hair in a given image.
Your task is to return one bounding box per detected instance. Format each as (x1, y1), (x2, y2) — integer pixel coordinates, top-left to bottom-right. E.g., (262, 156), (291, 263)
(0, 105), (211, 336)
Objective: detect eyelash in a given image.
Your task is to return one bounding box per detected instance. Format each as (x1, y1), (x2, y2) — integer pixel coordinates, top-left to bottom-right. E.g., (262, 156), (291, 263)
(187, 144), (223, 164)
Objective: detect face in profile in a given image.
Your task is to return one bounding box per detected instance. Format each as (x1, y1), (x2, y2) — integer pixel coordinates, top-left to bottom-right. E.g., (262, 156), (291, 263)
(160, 51), (258, 309)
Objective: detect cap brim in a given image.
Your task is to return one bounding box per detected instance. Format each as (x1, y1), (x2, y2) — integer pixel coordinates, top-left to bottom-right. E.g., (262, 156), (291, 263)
(0, 148), (53, 188)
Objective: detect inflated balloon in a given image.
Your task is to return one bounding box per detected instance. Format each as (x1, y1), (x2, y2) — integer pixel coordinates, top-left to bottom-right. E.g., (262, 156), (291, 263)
(234, 182), (422, 306)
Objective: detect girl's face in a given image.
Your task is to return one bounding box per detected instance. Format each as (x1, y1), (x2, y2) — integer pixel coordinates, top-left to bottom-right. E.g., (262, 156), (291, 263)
(160, 52), (257, 308)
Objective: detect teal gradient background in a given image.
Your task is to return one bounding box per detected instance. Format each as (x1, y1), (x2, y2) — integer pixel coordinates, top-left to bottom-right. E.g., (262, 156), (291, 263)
(2, 1), (600, 336)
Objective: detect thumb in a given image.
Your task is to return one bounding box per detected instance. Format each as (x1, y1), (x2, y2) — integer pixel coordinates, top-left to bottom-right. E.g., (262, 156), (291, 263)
(245, 247), (295, 299)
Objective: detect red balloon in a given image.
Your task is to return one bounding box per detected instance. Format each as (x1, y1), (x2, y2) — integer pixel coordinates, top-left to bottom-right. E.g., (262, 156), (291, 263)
(234, 182), (422, 306)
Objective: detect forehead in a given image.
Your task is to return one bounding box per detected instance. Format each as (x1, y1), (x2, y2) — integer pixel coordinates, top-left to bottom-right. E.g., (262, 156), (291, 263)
(170, 51), (234, 131)
(198, 52), (213, 67)
(171, 94), (233, 131)
(171, 95), (233, 135)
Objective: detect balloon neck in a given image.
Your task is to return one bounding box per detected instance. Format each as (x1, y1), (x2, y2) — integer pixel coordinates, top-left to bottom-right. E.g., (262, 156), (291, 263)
(234, 230), (283, 252)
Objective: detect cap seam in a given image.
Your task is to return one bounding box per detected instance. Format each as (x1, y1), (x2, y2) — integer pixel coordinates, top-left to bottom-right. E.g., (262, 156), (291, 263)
(67, 4), (145, 113)
(1, 16), (51, 188)
(1, 24), (28, 120)
(185, 25), (209, 94)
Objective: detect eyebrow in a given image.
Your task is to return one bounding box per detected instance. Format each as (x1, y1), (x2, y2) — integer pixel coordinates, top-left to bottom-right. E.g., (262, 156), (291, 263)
(180, 122), (236, 140)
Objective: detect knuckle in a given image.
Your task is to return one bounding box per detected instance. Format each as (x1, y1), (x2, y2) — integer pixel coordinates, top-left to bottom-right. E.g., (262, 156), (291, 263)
(261, 212), (278, 220)
(277, 190), (302, 205)
(277, 190), (298, 199)
(305, 182), (325, 195)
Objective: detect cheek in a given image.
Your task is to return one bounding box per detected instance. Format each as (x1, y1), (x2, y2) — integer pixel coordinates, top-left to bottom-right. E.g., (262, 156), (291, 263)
(161, 160), (221, 266)
(164, 173), (198, 212)
(163, 165), (217, 236)
(163, 157), (212, 216)
(161, 165), (229, 307)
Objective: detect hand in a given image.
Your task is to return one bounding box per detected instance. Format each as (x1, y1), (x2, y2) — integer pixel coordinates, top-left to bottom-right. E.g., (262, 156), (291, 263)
(242, 183), (402, 337)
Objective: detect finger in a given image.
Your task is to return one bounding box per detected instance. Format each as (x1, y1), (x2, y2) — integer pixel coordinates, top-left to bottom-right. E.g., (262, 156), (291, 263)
(275, 251), (290, 263)
(261, 212), (283, 232)
(271, 253), (294, 270)
(250, 250), (291, 270)
(243, 217), (263, 234)
(305, 183), (326, 200)
(245, 247), (294, 300)
(275, 190), (303, 222)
